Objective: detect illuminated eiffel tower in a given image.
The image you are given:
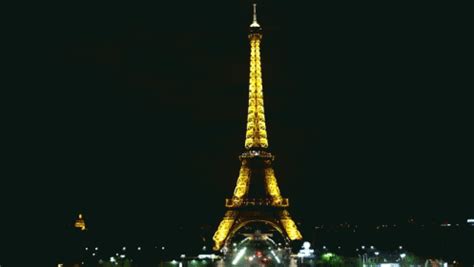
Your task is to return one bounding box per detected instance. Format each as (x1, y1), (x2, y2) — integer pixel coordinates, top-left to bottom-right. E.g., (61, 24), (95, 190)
(213, 3), (302, 251)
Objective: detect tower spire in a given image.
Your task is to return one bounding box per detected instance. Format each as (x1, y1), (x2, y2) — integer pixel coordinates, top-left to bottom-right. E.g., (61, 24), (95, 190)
(245, 2), (268, 149)
(250, 3), (260, 28)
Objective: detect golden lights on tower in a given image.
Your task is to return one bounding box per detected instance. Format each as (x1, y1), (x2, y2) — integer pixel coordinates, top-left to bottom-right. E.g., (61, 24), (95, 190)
(245, 31), (268, 149)
(213, 211), (236, 250)
(264, 167), (284, 205)
(231, 161), (251, 202)
(280, 210), (303, 240)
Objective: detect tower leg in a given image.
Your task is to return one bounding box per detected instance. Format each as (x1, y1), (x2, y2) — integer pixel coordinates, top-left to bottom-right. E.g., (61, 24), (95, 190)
(213, 210), (238, 251)
(278, 210), (303, 241)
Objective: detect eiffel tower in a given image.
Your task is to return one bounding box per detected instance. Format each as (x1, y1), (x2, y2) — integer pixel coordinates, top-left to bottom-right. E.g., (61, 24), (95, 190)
(213, 3), (302, 251)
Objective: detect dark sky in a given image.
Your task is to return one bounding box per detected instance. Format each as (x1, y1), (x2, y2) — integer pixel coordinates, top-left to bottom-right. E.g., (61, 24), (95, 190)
(2, 0), (473, 246)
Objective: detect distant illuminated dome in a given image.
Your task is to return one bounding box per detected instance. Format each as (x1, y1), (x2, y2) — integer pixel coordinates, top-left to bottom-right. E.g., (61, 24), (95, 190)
(74, 213), (86, 231)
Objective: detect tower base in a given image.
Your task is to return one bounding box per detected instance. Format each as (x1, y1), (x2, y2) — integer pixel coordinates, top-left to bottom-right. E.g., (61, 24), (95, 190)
(213, 205), (302, 251)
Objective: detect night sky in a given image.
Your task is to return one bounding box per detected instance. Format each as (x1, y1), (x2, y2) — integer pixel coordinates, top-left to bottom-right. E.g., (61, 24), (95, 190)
(2, 0), (472, 253)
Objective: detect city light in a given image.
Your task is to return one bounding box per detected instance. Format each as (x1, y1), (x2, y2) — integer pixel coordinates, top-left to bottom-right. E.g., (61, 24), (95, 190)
(232, 247), (247, 265)
(322, 253), (334, 261)
(380, 264), (400, 267)
(270, 250), (281, 264)
(400, 253), (406, 259)
(298, 242), (315, 258)
(197, 254), (218, 260)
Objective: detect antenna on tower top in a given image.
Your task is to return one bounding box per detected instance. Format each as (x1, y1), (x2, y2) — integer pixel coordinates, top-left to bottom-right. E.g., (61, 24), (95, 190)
(250, 3), (260, 28)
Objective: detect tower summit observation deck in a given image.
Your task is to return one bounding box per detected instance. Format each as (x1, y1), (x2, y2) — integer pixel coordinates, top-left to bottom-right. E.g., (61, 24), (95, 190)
(212, 3), (302, 251)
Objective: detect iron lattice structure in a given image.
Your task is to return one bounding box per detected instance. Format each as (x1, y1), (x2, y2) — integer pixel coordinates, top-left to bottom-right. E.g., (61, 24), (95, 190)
(213, 4), (302, 251)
